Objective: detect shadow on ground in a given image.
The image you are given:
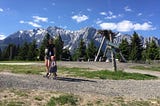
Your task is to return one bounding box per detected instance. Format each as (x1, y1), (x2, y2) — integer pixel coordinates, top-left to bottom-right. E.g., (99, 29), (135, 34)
(55, 77), (97, 83)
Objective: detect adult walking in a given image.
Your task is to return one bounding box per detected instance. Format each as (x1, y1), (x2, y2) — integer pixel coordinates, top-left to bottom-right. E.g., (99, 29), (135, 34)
(44, 38), (56, 77)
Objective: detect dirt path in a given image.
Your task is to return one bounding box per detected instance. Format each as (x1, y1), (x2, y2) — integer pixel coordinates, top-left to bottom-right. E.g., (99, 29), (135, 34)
(0, 72), (160, 100)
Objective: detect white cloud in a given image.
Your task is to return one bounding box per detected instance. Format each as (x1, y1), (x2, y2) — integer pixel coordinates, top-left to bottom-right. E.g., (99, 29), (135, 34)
(100, 23), (117, 30)
(99, 20), (155, 32)
(32, 16), (48, 23)
(96, 20), (102, 24)
(108, 11), (113, 15)
(106, 15), (117, 19)
(19, 20), (25, 24)
(117, 20), (134, 32)
(0, 34), (6, 40)
(0, 8), (4, 12)
(19, 20), (41, 28)
(28, 21), (41, 27)
(124, 6), (132, 12)
(138, 13), (142, 16)
(101, 11), (121, 19)
(100, 12), (107, 16)
(134, 22), (155, 30)
(87, 8), (92, 12)
(72, 14), (88, 23)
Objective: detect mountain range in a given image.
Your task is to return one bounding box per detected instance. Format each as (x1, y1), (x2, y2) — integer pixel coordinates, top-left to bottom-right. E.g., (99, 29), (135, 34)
(0, 26), (160, 53)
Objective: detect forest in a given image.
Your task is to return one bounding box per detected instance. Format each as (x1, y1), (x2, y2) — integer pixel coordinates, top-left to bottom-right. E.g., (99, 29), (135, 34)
(0, 32), (160, 63)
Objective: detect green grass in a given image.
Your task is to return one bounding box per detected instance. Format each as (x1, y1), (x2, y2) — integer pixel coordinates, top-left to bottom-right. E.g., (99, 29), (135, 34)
(11, 89), (28, 97)
(58, 67), (158, 80)
(107, 99), (152, 106)
(0, 101), (25, 106)
(47, 94), (78, 106)
(0, 64), (44, 75)
(34, 96), (43, 101)
(0, 64), (158, 80)
(131, 65), (160, 72)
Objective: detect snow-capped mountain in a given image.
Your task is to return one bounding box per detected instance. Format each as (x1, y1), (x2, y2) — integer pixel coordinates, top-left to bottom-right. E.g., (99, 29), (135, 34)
(1, 26), (99, 53)
(1, 26), (160, 53)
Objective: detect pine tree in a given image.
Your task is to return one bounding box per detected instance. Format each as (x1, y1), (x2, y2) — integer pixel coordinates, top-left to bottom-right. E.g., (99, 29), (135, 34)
(39, 33), (51, 60)
(76, 39), (87, 61)
(146, 40), (159, 60)
(86, 40), (97, 61)
(0, 48), (2, 60)
(1, 44), (16, 60)
(141, 41), (149, 61)
(14, 45), (20, 60)
(61, 48), (71, 61)
(27, 40), (38, 60)
(18, 42), (29, 60)
(129, 32), (143, 62)
(54, 34), (63, 60)
(1, 45), (10, 60)
(119, 39), (130, 61)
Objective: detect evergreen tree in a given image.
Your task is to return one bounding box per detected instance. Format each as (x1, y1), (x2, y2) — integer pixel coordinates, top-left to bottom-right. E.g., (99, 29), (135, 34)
(129, 32), (143, 62)
(146, 40), (159, 60)
(10, 44), (17, 60)
(75, 39), (87, 61)
(1, 44), (16, 60)
(54, 34), (63, 60)
(1, 45), (10, 60)
(119, 39), (130, 61)
(14, 45), (20, 60)
(86, 40), (97, 61)
(27, 40), (38, 60)
(61, 48), (71, 61)
(18, 42), (29, 60)
(0, 48), (2, 60)
(141, 41), (149, 61)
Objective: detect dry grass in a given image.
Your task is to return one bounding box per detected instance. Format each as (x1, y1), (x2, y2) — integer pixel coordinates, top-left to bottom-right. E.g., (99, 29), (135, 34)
(0, 89), (159, 106)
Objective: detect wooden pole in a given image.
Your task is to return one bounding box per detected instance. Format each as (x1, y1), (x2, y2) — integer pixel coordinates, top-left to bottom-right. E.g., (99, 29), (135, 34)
(94, 36), (105, 62)
(109, 33), (117, 71)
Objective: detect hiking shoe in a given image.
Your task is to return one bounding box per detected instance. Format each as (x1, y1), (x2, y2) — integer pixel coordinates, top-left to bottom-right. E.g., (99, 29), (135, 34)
(43, 73), (49, 78)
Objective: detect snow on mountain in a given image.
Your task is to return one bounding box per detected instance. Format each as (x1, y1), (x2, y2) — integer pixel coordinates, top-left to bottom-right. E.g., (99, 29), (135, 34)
(1, 26), (160, 53)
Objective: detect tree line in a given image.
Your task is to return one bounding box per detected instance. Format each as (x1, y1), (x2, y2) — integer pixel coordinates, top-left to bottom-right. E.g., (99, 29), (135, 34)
(0, 32), (160, 62)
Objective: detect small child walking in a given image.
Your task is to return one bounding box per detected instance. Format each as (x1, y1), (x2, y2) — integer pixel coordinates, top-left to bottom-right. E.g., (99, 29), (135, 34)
(48, 56), (57, 79)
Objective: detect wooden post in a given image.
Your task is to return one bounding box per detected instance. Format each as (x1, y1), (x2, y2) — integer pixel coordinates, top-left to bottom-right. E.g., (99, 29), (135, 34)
(109, 33), (117, 71)
(94, 36), (105, 62)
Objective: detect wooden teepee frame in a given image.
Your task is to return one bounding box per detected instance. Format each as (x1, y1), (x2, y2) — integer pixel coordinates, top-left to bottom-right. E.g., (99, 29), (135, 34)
(94, 30), (126, 71)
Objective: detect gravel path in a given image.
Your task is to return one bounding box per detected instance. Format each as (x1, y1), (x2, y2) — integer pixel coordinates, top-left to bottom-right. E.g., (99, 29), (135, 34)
(0, 72), (160, 100)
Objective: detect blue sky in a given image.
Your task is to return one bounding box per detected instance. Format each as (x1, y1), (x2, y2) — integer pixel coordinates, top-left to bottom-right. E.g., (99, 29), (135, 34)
(0, 0), (160, 40)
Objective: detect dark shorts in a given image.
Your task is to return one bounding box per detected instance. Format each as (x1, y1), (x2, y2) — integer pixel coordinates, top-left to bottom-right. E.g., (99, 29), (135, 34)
(50, 66), (57, 73)
(45, 55), (51, 60)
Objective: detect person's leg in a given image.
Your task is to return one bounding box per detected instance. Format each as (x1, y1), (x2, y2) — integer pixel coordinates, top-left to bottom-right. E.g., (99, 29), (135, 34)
(53, 72), (57, 79)
(44, 57), (50, 77)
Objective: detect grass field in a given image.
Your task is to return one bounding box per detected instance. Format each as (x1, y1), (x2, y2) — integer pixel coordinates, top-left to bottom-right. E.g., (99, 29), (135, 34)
(131, 65), (160, 72)
(0, 64), (158, 80)
(0, 62), (160, 106)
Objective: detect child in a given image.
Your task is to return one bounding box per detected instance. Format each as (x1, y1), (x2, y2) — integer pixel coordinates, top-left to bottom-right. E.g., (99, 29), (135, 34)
(48, 56), (57, 79)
